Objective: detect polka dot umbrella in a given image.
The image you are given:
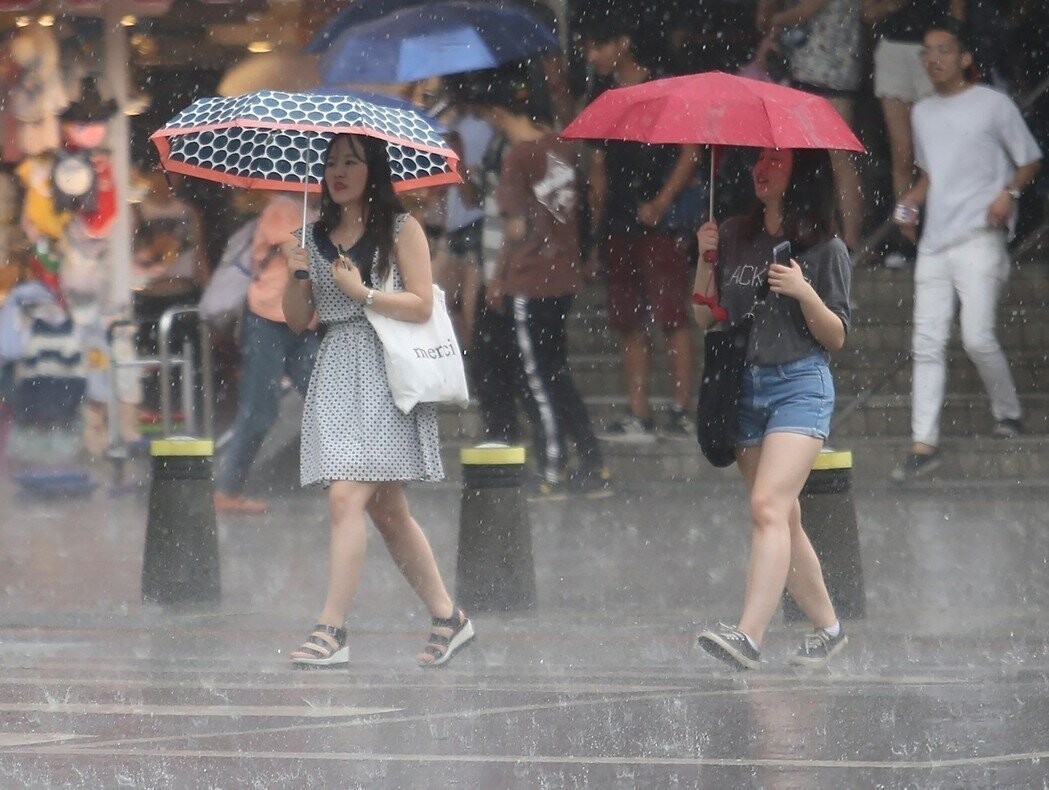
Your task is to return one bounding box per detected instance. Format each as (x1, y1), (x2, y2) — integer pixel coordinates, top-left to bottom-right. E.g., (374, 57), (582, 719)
(150, 89), (460, 195)
(150, 90), (461, 260)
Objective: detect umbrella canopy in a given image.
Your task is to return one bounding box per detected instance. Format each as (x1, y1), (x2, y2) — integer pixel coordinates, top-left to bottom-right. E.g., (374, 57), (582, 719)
(150, 89), (461, 194)
(304, 0), (427, 54)
(561, 72), (864, 152)
(318, 1), (559, 86)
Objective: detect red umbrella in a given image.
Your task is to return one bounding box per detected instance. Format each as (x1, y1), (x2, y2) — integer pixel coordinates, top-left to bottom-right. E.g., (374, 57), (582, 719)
(561, 71), (864, 224)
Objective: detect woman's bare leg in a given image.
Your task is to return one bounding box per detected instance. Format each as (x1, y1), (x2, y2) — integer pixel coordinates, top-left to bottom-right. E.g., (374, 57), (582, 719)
(315, 480), (376, 627)
(736, 433), (826, 645)
(783, 498), (838, 629)
(367, 482), (454, 619)
(827, 97), (864, 251)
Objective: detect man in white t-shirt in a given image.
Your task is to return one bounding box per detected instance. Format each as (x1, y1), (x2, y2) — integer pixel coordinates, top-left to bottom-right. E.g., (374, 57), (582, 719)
(890, 18), (1042, 482)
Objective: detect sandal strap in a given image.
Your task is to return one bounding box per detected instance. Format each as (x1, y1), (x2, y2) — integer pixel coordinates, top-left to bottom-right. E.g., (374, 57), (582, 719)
(422, 642), (447, 659)
(312, 623), (347, 642)
(422, 607), (466, 659)
(299, 624), (346, 656)
(430, 607), (463, 632)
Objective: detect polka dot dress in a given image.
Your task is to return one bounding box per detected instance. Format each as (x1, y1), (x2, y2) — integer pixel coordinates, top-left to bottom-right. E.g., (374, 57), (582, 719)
(299, 215), (443, 486)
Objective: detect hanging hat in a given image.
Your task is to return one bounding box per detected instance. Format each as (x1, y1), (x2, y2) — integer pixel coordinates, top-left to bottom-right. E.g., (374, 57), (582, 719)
(60, 77), (118, 124)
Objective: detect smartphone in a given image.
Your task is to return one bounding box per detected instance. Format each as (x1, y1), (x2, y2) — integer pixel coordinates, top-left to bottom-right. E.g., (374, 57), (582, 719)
(772, 240), (792, 267)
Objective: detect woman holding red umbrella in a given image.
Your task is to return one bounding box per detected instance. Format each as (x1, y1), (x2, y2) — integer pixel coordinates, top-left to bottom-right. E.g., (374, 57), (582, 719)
(693, 147), (852, 670)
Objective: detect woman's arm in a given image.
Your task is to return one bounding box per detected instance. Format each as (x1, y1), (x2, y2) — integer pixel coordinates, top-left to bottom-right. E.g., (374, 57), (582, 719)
(691, 220), (721, 330)
(282, 242), (315, 334)
(332, 215), (434, 323)
(766, 260), (846, 351)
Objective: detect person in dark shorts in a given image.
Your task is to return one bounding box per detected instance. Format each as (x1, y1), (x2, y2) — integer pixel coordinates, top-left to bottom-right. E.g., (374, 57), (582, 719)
(583, 16), (700, 443)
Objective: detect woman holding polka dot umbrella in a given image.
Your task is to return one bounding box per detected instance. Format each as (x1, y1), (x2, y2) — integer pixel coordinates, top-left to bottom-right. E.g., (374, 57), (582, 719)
(150, 89), (462, 266)
(151, 95), (472, 668)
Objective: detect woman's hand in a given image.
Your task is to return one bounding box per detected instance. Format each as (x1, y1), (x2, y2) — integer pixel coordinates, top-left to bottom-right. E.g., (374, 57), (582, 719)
(696, 220), (719, 257)
(286, 245), (310, 279)
(331, 255), (368, 302)
(767, 259), (814, 301)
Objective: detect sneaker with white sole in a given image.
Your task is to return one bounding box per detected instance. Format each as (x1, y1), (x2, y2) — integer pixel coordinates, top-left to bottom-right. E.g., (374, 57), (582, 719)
(789, 626), (848, 667)
(993, 418), (1024, 438)
(600, 414), (658, 444)
(889, 451), (941, 483)
(661, 407), (694, 440)
(697, 623), (761, 670)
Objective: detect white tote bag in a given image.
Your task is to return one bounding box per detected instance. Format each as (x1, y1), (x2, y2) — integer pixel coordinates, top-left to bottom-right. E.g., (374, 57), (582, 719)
(365, 266), (469, 414)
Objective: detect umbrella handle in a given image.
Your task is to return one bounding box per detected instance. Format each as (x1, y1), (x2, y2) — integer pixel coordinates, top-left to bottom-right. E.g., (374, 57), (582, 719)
(296, 143), (312, 280)
(702, 149), (718, 265)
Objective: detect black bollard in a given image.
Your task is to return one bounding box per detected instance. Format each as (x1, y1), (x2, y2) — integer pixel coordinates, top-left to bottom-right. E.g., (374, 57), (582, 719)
(142, 438), (220, 604)
(783, 449), (866, 621)
(455, 445), (536, 612)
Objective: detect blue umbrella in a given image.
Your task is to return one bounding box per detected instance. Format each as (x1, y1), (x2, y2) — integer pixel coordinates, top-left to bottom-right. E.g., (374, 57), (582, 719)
(305, 0), (428, 54)
(318, 1), (560, 86)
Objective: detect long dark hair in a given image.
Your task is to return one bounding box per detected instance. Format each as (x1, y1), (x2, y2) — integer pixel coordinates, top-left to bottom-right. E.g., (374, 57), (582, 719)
(742, 148), (837, 252)
(315, 133), (405, 286)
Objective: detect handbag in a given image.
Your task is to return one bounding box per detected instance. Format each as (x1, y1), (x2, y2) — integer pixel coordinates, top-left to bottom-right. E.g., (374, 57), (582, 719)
(695, 276), (767, 468)
(365, 263), (470, 414)
(696, 316), (753, 467)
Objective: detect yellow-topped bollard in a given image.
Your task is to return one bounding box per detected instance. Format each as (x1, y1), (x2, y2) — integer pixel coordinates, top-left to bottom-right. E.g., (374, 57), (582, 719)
(142, 437), (220, 604)
(784, 448), (865, 621)
(455, 444), (535, 612)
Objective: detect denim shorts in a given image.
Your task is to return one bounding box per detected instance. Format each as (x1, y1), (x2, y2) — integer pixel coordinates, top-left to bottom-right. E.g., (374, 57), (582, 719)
(737, 354), (835, 447)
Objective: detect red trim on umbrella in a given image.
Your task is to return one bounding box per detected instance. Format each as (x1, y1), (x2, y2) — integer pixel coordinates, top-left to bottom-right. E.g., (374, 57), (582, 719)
(152, 136), (462, 193)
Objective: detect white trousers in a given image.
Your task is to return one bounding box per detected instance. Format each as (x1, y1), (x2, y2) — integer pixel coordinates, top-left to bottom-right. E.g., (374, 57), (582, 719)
(911, 229), (1021, 446)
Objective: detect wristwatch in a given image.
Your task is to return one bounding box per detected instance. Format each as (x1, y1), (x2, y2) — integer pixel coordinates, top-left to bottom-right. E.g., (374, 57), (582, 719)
(1006, 187), (1022, 201)
(365, 289), (376, 306)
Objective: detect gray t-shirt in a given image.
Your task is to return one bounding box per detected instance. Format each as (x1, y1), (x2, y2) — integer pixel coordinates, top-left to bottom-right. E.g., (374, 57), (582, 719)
(716, 216), (852, 366)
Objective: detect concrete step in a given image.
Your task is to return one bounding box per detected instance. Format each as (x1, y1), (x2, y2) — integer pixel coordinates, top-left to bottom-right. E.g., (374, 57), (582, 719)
(831, 392), (1049, 438)
(437, 391), (1048, 444)
(428, 433), (1049, 487)
(566, 349), (1047, 398)
(564, 282), (1047, 357)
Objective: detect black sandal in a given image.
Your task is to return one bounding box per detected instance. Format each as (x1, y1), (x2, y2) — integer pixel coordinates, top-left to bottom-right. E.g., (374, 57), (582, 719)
(417, 606), (475, 668)
(290, 624), (348, 667)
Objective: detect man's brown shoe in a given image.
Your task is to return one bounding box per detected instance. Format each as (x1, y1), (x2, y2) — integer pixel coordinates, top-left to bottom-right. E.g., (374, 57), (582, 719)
(213, 491), (269, 514)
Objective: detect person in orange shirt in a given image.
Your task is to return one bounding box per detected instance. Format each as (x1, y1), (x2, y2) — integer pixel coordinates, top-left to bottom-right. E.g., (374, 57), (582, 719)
(213, 194), (319, 514)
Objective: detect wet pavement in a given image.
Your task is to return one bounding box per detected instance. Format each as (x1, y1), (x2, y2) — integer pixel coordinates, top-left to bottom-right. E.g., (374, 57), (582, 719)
(2, 462), (1049, 788)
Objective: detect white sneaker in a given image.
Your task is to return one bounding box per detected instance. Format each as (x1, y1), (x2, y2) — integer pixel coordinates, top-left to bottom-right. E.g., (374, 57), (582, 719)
(600, 414), (658, 444)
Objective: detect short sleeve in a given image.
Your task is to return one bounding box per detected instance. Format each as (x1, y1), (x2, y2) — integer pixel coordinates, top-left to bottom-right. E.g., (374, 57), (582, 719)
(814, 238), (852, 333)
(996, 95), (1043, 168)
(495, 144), (534, 219)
